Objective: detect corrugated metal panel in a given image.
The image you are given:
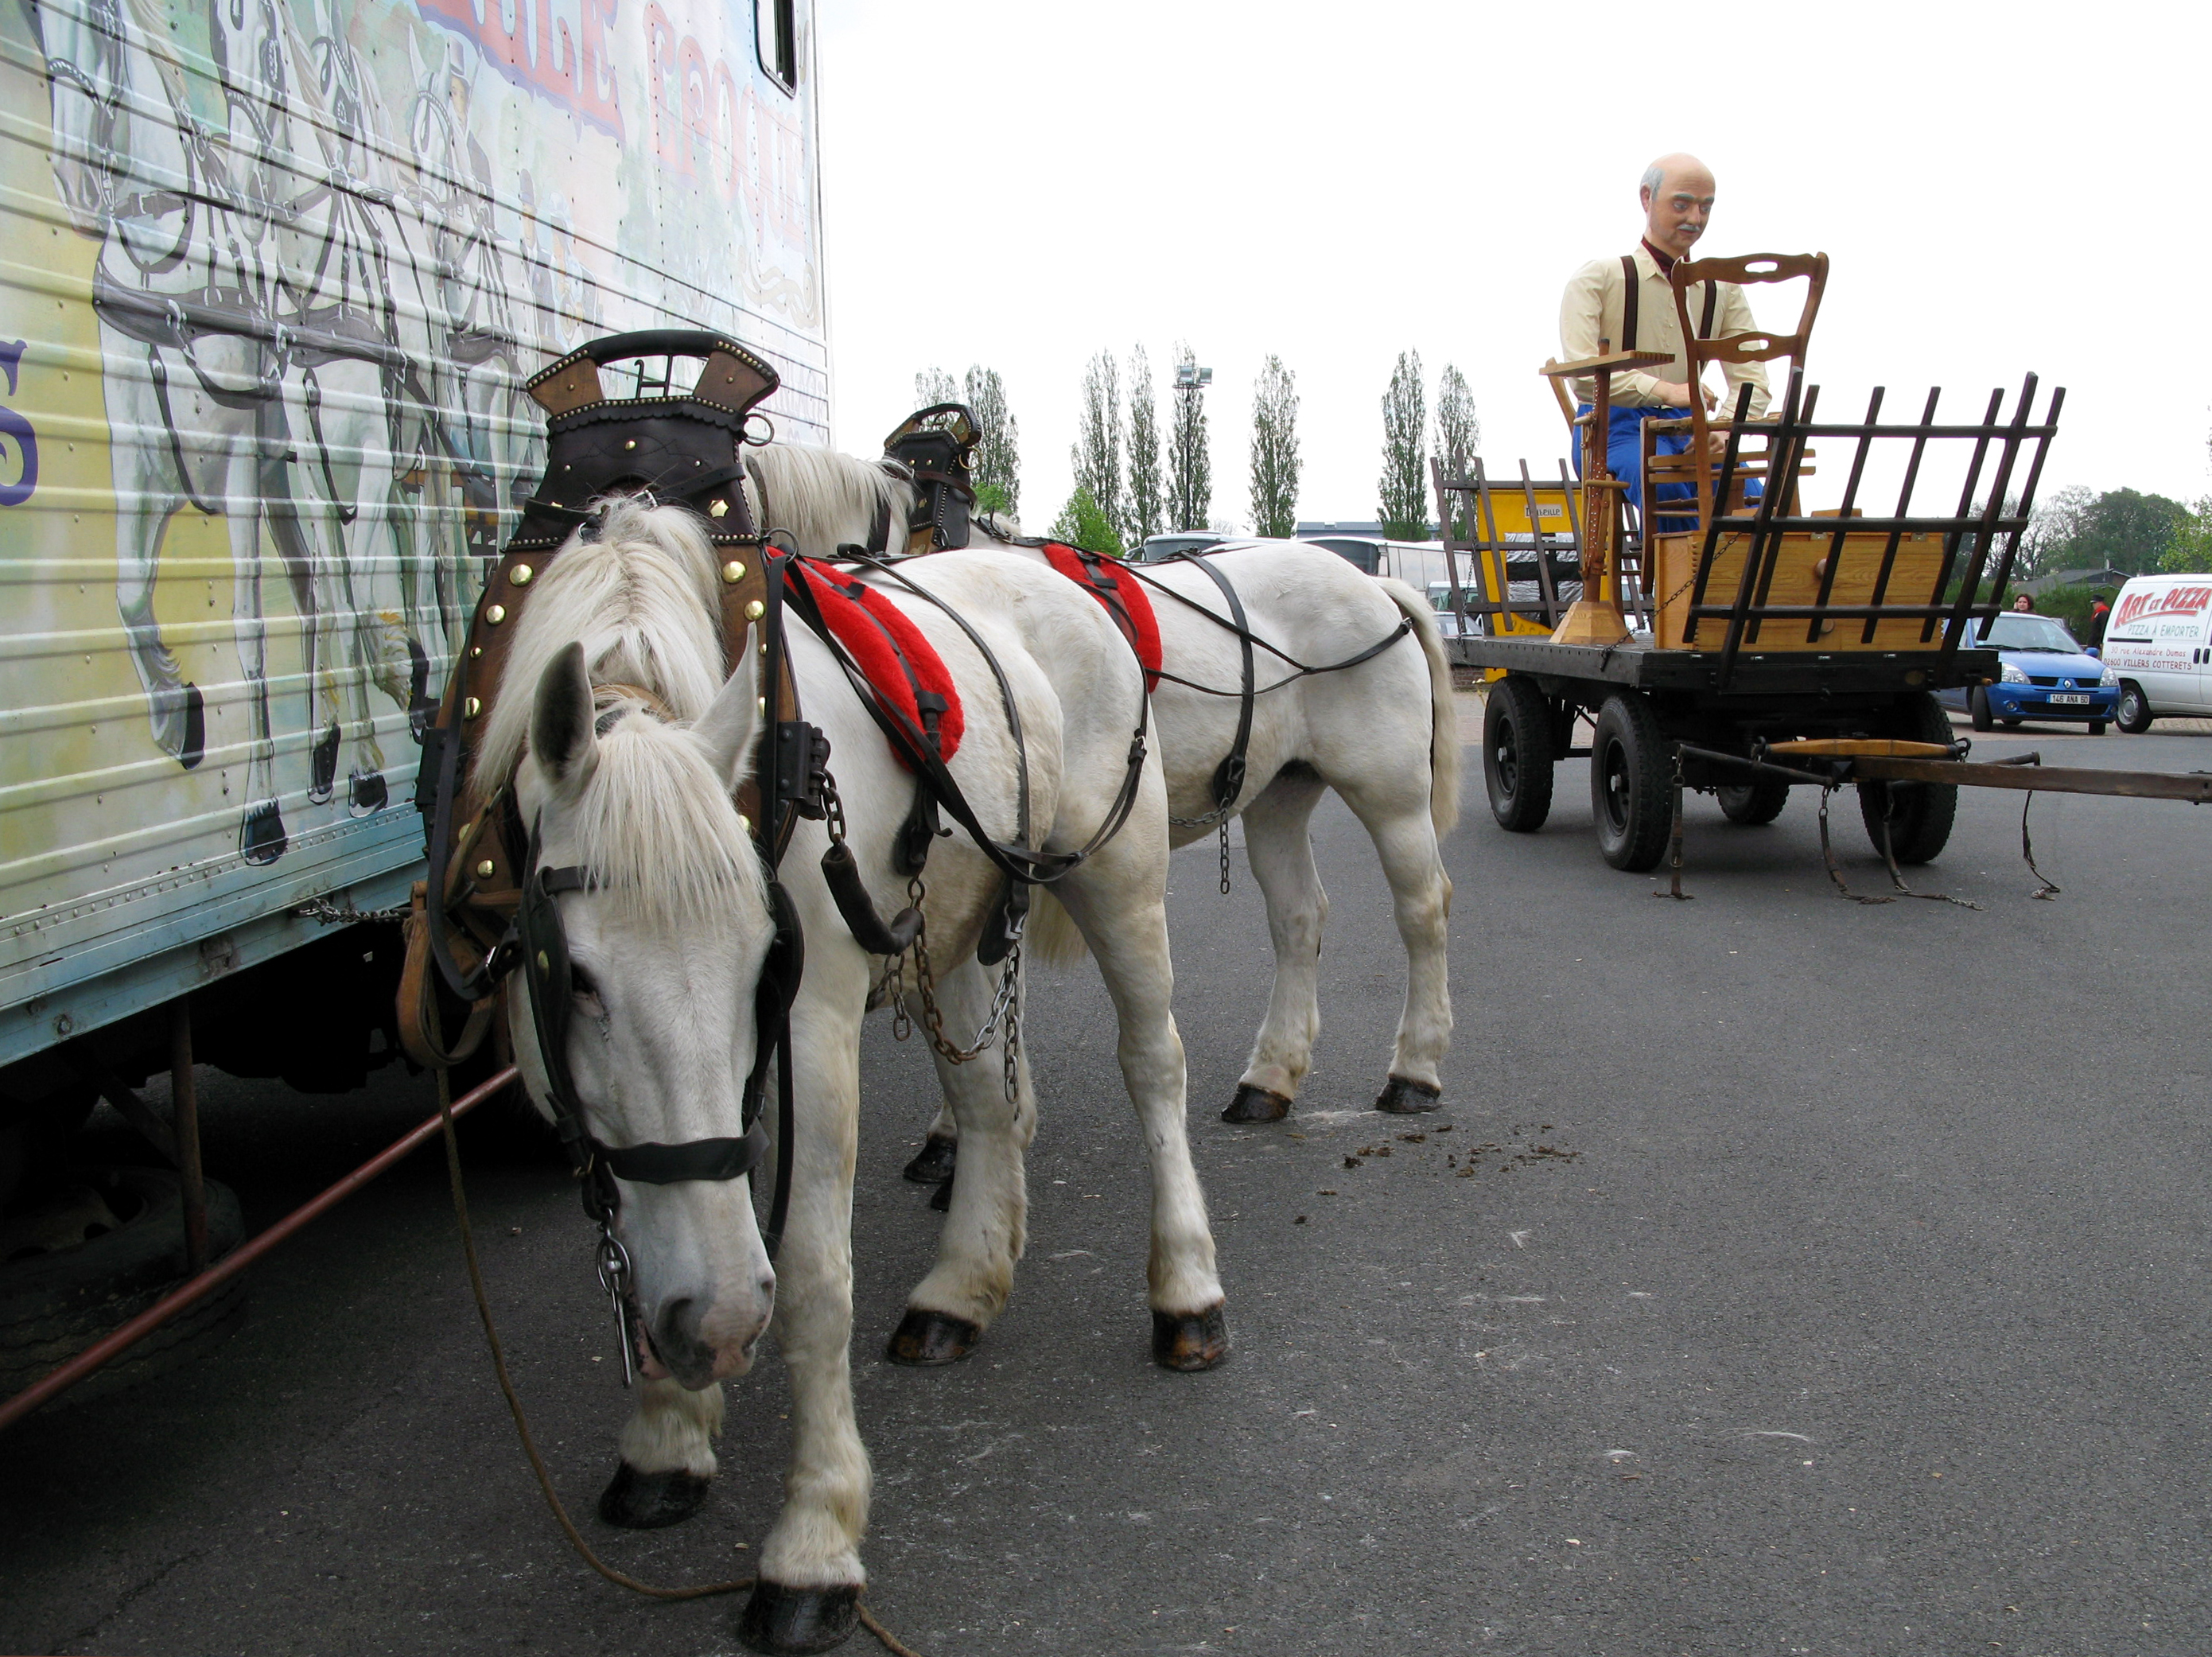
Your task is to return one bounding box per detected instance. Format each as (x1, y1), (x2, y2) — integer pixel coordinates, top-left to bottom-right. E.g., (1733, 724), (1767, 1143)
(0, 0), (826, 1058)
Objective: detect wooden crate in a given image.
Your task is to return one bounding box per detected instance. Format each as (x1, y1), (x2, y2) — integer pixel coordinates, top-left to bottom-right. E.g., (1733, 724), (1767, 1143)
(1648, 530), (1949, 652)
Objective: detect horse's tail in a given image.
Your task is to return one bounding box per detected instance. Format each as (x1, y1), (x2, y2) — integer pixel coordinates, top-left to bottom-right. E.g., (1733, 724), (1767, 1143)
(1374, 578), (1462, 841)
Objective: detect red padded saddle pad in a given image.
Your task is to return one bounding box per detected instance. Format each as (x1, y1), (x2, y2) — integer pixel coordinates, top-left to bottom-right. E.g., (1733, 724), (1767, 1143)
(790, 561), (964, 763)
(1041, 543), (1162, 690)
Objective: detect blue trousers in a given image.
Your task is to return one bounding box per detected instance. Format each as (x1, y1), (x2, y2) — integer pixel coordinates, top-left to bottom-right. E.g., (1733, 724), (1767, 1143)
(1573, 403), (1759, 534)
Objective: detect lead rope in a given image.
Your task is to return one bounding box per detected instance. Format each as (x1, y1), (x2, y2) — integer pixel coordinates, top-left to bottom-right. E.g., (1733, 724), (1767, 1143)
(430, 1057), (922, 1654)
(2021, 791), (2062, 900)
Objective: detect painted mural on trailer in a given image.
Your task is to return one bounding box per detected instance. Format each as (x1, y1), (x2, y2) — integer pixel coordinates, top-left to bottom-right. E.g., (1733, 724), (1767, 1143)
(0, 0), (821, 919)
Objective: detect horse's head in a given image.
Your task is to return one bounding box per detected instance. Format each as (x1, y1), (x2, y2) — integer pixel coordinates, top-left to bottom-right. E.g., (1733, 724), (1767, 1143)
(511, 632), (777, 1389)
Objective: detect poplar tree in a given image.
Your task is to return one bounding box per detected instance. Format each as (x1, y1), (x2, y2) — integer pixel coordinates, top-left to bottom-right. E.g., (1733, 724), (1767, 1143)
(965, 364), (1020, 518)
(1433, 364), (1481, 538)
(1070, 351), (1124, 540)
(1125, 345), (1164, 550)
(914, 366), (957, 409)
(1377, 349), (1429, 540)
(1168, 341), (1211, 531)
(1247, 355), (1300, 539)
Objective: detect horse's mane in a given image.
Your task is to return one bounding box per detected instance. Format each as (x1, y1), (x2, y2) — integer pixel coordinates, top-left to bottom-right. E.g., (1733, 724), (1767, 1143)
(745, 441), (912, 555)
(476, 496), (764, 932)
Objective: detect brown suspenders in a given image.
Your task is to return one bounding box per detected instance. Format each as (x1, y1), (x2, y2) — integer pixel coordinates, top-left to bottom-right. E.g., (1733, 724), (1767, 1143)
(1618, 252), (1720, 353)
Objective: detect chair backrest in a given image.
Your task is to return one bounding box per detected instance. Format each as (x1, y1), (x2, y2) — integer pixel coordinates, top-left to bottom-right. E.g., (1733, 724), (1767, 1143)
(1662, 251), (1829, 529)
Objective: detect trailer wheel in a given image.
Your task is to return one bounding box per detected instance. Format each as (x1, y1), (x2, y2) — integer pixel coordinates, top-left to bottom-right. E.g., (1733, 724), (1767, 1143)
(1482, 677), (1556, 832)
(1856, 691), (1957, 864)
(1969, 686), (1994, 732)
(2115, 682), (2154, 733)
(1589, 693), (1671, 872)
(1717, 774), (1790, 826)
(0, 1168), (246, 1411)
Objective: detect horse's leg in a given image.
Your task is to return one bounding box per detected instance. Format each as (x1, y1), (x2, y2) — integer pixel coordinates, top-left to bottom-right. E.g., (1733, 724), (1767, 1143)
(1055, 858), (1228, 1371)
(743, 993), (870, 1651)
(599, 1375), (725, 1527)
(903, 1099), (959, 1184)
(886, 956), (1030, 1364)
(108, 364), (200, 766)
(1334, 776), (1454, 1114)
(1222, 764), (1331, 1124)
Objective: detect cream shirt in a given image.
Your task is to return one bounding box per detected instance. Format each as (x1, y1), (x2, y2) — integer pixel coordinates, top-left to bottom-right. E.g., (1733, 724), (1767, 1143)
(1558, 244), (1771, 418)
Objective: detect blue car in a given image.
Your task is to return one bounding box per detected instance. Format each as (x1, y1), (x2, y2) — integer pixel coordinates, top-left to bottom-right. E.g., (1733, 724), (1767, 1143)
(1937, 613), (2120, 732)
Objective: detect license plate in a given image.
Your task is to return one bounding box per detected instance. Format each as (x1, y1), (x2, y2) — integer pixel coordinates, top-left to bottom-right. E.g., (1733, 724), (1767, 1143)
(2050, 693), (2090, 705)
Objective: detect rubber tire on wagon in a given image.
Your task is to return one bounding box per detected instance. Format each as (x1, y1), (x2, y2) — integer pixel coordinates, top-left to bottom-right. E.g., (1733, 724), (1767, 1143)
(0, 1167), (247, 1410)
(1589, 691), (1672, 872)
(1483, 675), (1557, 831)
(1856, 690), (1958, 865)
(1716, 773), (1790, 826)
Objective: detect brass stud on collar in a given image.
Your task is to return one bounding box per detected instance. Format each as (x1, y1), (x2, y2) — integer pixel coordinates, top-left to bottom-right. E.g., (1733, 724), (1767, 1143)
(709, 498), (729, 519)
(469, 644), (483, 659)
(536, 950), (551, 973)
(721, 558), (746, 584)
(484, 603), (507, 625)
(736, 812), (752, 834)
(476, 858), (496, 879)
(464, 696), (481, 718)
(745, 599), (765, 620)
(623, 438), (637, 450)
(509, 563), (535, 587)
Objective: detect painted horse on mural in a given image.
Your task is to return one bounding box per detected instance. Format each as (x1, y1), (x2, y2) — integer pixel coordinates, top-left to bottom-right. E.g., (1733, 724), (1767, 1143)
(465, 492), (1223, 1650)
(739, 438), (1461, 1162)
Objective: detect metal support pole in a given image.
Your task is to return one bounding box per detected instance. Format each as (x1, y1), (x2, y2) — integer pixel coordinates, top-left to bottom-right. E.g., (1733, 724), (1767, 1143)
(169, 999), (207, 1275)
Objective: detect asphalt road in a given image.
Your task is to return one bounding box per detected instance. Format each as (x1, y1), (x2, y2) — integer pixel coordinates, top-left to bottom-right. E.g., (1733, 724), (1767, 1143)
(4, 712), (2208, 1657)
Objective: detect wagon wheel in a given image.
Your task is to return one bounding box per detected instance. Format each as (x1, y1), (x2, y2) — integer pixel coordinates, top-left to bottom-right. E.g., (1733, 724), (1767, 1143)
(1482, 676), (1556, 832)
(1716, 772), (1790, 826)
(1589, 692), (1671, 872)
(1856, 690), (1957, 864)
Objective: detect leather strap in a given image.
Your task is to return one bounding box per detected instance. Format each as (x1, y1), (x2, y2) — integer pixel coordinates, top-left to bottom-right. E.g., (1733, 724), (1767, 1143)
(1621, 254), (1639, 352)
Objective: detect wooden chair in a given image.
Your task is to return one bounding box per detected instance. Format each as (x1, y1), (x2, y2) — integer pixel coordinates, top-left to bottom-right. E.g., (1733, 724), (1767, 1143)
(1638, 252), (1829, 534)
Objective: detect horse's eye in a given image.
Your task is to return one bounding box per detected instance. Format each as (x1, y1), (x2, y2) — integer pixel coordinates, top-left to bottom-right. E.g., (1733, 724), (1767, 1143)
(569, 963), (604, 1006)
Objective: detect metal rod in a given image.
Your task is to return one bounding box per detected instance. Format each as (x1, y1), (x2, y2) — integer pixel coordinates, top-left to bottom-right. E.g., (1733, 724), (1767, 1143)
(1852, 757), (2212, 803)
(0, 1067), (519, 1435)
(169, 1001), (207, 1276)
(1674, 743), (1841, 789)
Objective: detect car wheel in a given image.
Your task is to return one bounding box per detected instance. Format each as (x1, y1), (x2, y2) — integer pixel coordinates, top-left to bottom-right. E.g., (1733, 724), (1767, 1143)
(1856, 691), (1957, 865)
(1716, 773), (1790, 825)
(1588, 693), (1671, 872)
(1969, 685), (1993, 732)
(2088, 720), (2107, 736)
(1482, 677), (1556, 833)
(2115, 682), (2155, 734)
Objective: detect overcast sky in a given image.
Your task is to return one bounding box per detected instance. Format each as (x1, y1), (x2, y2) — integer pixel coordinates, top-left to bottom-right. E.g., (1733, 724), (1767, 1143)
(817, 1), (2205, 535)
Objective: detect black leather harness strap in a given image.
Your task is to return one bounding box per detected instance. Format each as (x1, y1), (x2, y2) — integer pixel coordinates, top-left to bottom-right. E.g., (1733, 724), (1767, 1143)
(1165, 550), (1255, 818)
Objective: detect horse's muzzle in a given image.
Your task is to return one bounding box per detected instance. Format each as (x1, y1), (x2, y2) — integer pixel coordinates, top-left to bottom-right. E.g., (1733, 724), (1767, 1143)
(641, 1282), (774, 1388)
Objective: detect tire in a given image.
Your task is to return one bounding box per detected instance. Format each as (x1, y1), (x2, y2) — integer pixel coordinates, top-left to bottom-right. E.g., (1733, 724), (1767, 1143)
(1716, 773), (1790, 826)
(0, 1167), (247, 1411)
(2115, 682), (2154, 734)
(1969, 685), (1994, 732)
(2087, 721), (2106, 736)
(2000, 717), (2023, 729)
(1856, 690), (1957, 865)
(1482, 677), (1556, 832)
(1588, 693), (1672, 872)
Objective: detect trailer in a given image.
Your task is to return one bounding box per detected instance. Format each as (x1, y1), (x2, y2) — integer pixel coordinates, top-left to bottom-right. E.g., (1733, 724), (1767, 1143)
(1436, 360), (2063, 872)
(0, 0), (826, 1404)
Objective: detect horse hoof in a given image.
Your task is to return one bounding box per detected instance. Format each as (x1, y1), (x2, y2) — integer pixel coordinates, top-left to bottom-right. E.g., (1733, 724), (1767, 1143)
(885, 1307), (979, 1365)
(902, 1134), (957, 1184)
(597, 1461), (712, 1529)
(179, 683), (205, 771)
(737, 1581), (860, 1654)
(240, 800), (288, 865)
(927, 1173), (953, 1212)
(308, 722), (340, 804)
(348, 768), (388, 816)
(1221, 1084), (1293, 1123)
(1151, 1305), (1230, 1371)
(1374, 1075), (1442, 1115)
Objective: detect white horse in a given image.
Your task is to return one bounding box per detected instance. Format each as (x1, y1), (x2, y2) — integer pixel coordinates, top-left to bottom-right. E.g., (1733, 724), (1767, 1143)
(741, 444), (1460, 1153)
(481, 497), (1223, 1651)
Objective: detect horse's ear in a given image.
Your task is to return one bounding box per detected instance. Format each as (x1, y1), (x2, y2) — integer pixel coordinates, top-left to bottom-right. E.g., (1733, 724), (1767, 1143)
(694, 624), (762, 791)
(531, 641), (597, 786)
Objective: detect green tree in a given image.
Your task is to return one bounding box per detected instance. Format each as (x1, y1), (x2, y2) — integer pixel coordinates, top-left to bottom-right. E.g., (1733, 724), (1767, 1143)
(2165, 497), (2212, 572)
(1125, 345), (1163, 550)
(1433, 364), (1480, 538)
(1168, 341), (1211, 531)
(1048, 484), (1124, 557)
(1247, 354), (1300, 539)
(1071, 350), (1123, 542)
(914, 366), (957, 409)
(964, 364), (1020, 519)
(2026, 485), (2191, 577)
(1377, 349), (1429, 539)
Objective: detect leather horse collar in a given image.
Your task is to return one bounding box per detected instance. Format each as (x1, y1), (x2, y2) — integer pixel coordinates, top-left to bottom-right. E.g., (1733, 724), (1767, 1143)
(881, 402), (978, 554)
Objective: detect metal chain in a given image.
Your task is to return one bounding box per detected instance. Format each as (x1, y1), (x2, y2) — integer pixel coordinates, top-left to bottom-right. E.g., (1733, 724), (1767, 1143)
(295, 896), (410, 925)
(1217, 820), (1231, 894)
(878, 873), (1024, 1100)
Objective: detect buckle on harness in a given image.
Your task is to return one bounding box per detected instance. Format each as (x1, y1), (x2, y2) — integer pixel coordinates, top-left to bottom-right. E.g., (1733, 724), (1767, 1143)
(774, 720), (832, 819)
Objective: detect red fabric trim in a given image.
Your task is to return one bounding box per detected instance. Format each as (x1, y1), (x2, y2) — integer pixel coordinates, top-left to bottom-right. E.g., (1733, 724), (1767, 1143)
(790, 560), (964, 764)
(1040, 543), (1162, 691)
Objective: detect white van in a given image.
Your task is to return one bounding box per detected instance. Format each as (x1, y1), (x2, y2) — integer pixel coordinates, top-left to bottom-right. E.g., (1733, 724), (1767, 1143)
(2102, 574), (2212, 730)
